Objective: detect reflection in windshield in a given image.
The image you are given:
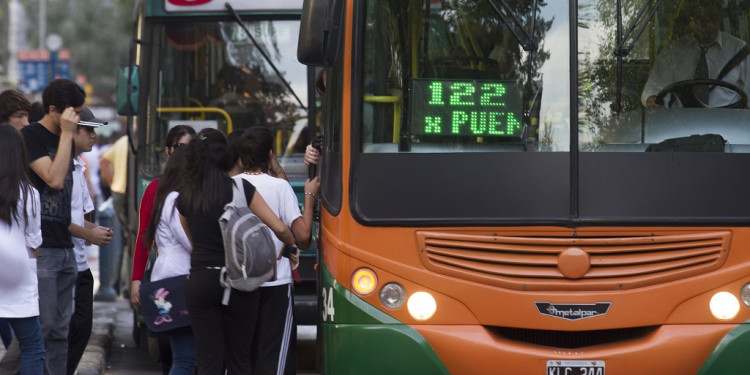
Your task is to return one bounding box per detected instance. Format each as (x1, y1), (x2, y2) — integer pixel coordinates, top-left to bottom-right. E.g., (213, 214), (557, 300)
(141, 20), (308, 179)
(579, 0), (750, 153)
(361, 0), (569, 152)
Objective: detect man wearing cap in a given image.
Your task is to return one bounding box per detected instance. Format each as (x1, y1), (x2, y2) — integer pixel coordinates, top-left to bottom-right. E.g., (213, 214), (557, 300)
(20, 78), (85, 375)
(66, 107), (112, 374)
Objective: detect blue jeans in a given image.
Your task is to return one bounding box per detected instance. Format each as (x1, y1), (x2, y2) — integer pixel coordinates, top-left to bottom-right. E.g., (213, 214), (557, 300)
(36, 247), (77, 375)
(168, 329), (196, 375)
(7, 316), (45, 375)
(0, 318), (13, 348)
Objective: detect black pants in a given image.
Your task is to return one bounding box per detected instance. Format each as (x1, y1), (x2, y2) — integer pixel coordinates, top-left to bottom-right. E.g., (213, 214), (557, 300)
(252, 284), (297, 375)
(186, 268), (259, 375)
(67, 269), (94, 375)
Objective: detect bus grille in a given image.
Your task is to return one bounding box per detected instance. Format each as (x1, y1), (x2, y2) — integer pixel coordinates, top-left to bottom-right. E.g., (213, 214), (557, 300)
(417, 231), (730, 290)
(488, 326), (658, 349)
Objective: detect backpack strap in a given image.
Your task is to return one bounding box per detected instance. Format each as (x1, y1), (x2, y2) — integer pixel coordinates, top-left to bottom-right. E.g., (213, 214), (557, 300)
(711, 45), (750, 91)
(231, 176), (248, 208)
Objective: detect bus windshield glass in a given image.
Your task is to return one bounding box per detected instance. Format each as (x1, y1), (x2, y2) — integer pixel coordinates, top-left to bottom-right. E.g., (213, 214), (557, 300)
(361, 0), (750, 154)
(361, 0), (567, 153)
(142, 19), (308, 178)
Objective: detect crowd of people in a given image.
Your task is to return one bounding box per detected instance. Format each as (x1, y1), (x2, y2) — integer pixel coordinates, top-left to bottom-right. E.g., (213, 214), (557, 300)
(0, 79), (112, 375)
(0, 76), (321, 375)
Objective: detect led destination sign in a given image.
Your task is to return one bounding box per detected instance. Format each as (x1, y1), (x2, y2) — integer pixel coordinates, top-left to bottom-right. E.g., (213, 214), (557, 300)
(411, 79), (523, 137)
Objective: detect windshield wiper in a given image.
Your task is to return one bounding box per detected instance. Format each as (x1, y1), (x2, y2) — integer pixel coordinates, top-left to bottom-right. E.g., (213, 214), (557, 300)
(613, 0), (663, 113)
(225, 3), (307, 111)
(487, 0), (538, 52)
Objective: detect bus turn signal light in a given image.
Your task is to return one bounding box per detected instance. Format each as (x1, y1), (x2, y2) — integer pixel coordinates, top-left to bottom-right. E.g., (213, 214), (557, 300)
(352, 268), (377, 296)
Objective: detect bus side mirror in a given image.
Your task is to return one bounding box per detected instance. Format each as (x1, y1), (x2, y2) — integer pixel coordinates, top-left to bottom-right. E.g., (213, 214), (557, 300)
(116, 65), (139, 115)
(297, 0), (344, 67)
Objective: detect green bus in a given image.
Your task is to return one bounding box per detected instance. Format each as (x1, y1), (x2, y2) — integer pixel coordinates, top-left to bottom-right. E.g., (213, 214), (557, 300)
(117, 0), (319, 367)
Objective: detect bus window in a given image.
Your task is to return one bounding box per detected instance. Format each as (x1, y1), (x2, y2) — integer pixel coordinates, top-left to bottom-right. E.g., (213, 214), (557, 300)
(360, 0), (570, 153)
(140, 19), (307, 178)
(579, 0), (750, 152)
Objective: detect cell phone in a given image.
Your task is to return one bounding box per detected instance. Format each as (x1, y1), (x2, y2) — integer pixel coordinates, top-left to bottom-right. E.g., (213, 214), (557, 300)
(283, 245), (297, 258)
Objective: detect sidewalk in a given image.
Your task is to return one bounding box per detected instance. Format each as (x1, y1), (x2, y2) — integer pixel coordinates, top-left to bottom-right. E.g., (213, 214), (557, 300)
(73, 299), (130, 375)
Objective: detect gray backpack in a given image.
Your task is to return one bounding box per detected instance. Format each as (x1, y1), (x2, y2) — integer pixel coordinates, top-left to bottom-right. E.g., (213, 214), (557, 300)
(218, 176), (276, 305)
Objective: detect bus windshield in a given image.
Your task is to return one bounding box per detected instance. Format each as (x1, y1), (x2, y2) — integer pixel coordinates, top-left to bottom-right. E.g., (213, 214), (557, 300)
(141, 19), (308, 178)
(353, 0), (750, 224)
(361, 0), (750, 154)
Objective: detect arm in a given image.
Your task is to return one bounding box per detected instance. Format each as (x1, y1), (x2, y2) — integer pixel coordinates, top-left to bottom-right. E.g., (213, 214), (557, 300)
(100, 157), (114, 187)
(249, 190), (294, 246)
(179, 213), (193, 248)
(268, 152), (288, 182)
(69, 222), (111, 246)
(290, 177), (321, 250)
(130, 180), (158, 306)
(28, 108), (79, 189)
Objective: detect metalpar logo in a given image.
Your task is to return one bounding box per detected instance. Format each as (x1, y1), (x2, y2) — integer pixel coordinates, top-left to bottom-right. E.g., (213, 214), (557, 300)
(534, 302), (612, 321)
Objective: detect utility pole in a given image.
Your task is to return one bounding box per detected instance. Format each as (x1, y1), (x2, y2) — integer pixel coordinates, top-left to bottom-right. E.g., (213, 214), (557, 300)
(39, 0), (45, 50)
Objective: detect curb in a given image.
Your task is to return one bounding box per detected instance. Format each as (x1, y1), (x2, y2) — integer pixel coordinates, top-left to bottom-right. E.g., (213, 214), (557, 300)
(74, 301), (121, 375)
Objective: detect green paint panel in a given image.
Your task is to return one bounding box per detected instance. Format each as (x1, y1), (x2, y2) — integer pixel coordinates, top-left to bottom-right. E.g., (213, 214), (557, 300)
(697, 323), (750, 375)
(322, 324), (450, 375)
(319, 264), (450, 374)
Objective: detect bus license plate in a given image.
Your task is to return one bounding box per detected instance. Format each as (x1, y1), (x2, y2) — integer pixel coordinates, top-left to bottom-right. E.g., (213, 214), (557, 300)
(546, 360), (604, 375)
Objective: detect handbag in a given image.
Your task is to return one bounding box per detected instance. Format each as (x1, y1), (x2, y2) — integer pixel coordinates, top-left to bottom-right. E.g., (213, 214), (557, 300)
(139, 274), (190, 333)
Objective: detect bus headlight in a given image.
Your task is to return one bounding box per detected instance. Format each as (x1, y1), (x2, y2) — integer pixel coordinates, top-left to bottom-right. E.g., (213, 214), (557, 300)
(379, 283), (406, 309)
(710, 292), (740, 320)
(351, 268), (377, 295)
(740, 283), (750, 308)
(407, 291), (437, 320)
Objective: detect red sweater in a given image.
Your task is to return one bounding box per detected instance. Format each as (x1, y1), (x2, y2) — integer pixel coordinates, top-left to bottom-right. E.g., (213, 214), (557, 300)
(131, 179), (159, 281)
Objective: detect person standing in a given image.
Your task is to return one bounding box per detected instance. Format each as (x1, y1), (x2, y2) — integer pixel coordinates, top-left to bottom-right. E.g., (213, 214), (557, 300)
(0, 88), (32, 361)
(0, 124), (45, 375)
(66, 108), (112, 374)
(138, 146), (196, 375)
(235, 126), (320, 375)
(21, 78), (85, 375)
(0, 89), (32, 131)
(100, 134), (130, 297)
(131, 124), (196, 374)
(176, 128), (294, 375)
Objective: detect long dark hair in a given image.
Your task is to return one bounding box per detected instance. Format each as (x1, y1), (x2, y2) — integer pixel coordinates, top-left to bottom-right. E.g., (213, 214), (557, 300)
(179, 128), (232, 214)
(0, 125), (34, 226)
(238, 126), (274, 173)
(143, 146), (188, 248)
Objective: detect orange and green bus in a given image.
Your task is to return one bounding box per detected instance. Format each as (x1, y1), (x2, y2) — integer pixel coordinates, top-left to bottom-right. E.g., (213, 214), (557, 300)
(298, 0), (750, 373)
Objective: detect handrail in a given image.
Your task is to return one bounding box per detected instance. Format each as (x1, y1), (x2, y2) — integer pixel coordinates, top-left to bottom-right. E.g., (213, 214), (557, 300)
(156, 107), (234, 133)
(364, 95), (401, 143)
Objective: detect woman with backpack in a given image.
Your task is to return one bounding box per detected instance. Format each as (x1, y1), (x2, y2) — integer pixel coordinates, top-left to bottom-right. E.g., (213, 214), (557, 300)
(176, 128), (294, 374)
(0, 124), (45, 374)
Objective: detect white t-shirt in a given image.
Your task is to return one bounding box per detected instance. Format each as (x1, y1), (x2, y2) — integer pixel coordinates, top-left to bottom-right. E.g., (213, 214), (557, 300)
(0, 186), (42, 318)
(71, 156), (95, 272)
(238, 173), (302, 286)
(151, 191), (192, 281)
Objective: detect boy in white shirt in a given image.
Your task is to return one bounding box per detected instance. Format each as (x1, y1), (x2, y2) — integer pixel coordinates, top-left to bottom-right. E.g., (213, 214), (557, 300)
(66, 107), (112, 375)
